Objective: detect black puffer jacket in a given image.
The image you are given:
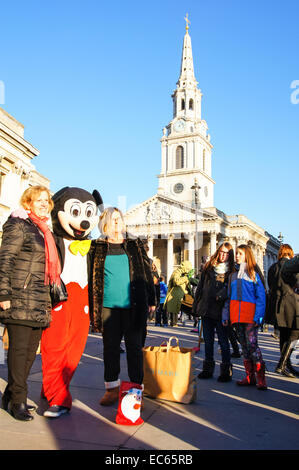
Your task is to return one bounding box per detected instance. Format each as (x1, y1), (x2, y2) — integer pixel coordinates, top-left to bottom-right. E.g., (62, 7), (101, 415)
(192, 267), (229, 321)
(0, 216), (52, 327)
(267, 257), (299, 330)
(90, 238), (156, 333)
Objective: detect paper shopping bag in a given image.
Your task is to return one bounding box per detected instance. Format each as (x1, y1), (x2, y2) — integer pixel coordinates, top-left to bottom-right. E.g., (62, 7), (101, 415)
(143, 336), (196, 404)
(116, 381), (144, 426)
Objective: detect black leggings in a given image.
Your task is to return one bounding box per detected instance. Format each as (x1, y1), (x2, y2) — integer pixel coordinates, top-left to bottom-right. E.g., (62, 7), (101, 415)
(102, 307), (144, 386)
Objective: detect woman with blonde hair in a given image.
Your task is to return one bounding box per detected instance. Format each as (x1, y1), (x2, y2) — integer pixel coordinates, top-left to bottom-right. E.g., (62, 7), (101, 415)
(0, 186), (59, 420)
(90, 207), (156, 406)
(193, 242), (235, 382)
(267, 244), (299, 377)
(222, 244), (267, 389)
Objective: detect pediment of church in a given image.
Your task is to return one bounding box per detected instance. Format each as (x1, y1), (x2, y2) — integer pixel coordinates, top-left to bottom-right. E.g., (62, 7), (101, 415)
(124, 193), (216, 228)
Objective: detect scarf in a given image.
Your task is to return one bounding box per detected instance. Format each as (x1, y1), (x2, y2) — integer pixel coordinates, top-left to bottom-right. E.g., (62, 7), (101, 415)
(237, 262), (248, 279)
(28, 212), (61, 286)
(213, 262), (229, 275)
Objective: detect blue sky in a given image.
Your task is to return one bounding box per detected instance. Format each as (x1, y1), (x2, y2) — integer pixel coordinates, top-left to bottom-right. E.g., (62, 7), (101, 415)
(1, 0), (299, 251)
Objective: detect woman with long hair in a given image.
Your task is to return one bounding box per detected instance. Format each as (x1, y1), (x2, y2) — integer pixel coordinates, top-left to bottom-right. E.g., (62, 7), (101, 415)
(267, 244), (299, 377)
(193, 242), (235, 382)
(222, 244), (267, 390)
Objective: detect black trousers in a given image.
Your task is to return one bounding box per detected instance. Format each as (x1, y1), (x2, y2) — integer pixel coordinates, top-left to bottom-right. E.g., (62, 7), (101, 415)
(4, 324), (42, 404)
(155, 303), (168, 325)
(102, 307), (144, 386)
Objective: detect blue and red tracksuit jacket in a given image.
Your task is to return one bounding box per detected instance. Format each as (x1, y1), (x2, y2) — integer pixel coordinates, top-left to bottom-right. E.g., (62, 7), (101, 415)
(222, 267), (266, 325)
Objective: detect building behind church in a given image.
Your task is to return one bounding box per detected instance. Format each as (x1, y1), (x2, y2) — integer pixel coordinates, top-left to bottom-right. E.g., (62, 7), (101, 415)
(0, 106), (50, 238)
(124, 21), (280, 284)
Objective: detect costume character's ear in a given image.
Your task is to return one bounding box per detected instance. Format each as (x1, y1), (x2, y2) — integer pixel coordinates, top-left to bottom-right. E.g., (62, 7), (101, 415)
(92, 190), (104, 213)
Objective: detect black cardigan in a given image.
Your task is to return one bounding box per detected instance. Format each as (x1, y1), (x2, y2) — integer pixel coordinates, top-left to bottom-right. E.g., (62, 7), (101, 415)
(90, 238), (156, 332)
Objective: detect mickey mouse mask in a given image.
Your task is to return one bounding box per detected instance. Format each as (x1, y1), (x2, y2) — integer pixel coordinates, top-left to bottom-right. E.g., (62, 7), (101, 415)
(51, 187), (103, 240)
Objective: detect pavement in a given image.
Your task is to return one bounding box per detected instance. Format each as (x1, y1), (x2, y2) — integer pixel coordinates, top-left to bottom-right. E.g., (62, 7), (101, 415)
(0, 321), (299, 453)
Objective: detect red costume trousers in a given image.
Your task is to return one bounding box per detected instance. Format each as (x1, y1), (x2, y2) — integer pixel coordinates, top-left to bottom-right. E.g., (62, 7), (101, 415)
(41, 283), (90, 409)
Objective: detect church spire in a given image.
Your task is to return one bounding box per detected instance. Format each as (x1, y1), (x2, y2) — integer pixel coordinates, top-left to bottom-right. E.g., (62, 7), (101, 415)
(177, 14), (198, 89)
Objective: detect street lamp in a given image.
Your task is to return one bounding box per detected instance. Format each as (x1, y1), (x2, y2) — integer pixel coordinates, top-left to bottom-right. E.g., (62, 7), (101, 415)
(191, 178), (200, 274)
(278, 232), (284, 245)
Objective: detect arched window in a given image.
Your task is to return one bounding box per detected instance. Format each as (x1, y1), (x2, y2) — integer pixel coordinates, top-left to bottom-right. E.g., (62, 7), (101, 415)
(189, 99), (194, 110)
(181, 99), (185, 110)
(176, 146), (184, 169)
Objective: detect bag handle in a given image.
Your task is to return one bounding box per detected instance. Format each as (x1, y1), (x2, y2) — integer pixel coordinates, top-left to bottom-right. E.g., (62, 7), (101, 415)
(167, 336), (180, 351)
(158, 340), (168, 350)
(158, 337), (180, 351)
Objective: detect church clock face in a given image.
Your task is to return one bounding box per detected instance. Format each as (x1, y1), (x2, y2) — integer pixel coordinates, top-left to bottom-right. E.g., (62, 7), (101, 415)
(173, 182), (184, 194)
(174, 119), (185, 132)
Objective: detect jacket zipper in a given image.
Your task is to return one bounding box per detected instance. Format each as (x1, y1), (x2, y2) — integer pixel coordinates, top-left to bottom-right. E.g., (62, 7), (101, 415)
(24, 273), (32, 290)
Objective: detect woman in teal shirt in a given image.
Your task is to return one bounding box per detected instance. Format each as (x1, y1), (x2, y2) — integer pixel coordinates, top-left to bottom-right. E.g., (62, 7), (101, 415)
(91, 207), (156, 406)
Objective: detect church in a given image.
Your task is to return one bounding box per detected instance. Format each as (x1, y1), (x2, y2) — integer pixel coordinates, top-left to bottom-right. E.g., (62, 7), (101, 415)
(124, 19), (280, 283)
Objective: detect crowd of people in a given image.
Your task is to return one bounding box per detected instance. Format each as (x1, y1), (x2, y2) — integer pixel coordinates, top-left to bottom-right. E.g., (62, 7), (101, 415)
(0, 185), (298, 422)
(162, 241), (299, 391)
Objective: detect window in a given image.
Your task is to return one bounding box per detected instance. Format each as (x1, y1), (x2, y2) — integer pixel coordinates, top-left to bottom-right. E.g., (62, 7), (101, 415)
(174, 245), (182, 266)
(174, 183), (184, 194)
(189, 99), (194, 110)
(176, 146), (184, 169)
(181, 99), (185, 110)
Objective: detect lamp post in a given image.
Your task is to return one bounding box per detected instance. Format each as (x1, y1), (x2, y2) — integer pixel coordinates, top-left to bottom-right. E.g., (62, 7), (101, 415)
(278, 232), (284, 245)
(191, 178), (200, 274)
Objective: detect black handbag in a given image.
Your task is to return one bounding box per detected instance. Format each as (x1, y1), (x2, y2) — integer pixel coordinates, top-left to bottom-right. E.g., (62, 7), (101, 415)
(50, 279), (68, 308)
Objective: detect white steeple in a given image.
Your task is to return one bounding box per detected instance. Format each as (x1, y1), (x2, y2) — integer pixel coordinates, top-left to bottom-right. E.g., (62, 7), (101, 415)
(158, 15), (215, 208)
(177, 14), (198, 89)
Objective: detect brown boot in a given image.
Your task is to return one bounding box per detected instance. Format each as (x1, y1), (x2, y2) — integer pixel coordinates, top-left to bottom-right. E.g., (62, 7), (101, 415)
(99, 387), (119, 406)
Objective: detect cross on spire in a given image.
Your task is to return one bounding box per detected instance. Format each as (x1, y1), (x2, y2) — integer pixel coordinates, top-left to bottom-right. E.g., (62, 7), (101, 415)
(184, 13), (190, 32)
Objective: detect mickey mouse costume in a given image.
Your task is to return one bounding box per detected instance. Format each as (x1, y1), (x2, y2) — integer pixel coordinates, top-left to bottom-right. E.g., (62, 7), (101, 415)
(41, 187), (103, 418)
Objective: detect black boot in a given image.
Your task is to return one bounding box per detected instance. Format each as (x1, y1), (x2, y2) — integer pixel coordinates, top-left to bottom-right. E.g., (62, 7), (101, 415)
(287, 355), (299, 378)
(198, 360), (215, 379)
(217, 362), (233, 382)
(10, 403), (34, 421)
(275, 342), (296, 378)
(1, 392), (10, 411)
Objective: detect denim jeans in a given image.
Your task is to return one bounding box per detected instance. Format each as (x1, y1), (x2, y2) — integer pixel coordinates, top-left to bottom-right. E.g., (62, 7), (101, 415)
(202, 316), (231, 363)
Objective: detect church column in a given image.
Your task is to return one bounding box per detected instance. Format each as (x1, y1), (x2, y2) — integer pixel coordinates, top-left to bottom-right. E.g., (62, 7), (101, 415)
(187, 232), (195, 270)
(167, 234), (174, 282)
(147, 237), (154, 260)
(210, 231), (217, 256)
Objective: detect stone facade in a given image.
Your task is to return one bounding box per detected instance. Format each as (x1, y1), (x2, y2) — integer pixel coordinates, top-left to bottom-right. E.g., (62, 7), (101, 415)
(0, 107), (50, 236)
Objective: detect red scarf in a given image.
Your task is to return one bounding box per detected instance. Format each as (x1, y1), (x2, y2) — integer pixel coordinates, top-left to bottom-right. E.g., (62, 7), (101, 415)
(28, 212), (61, 286)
